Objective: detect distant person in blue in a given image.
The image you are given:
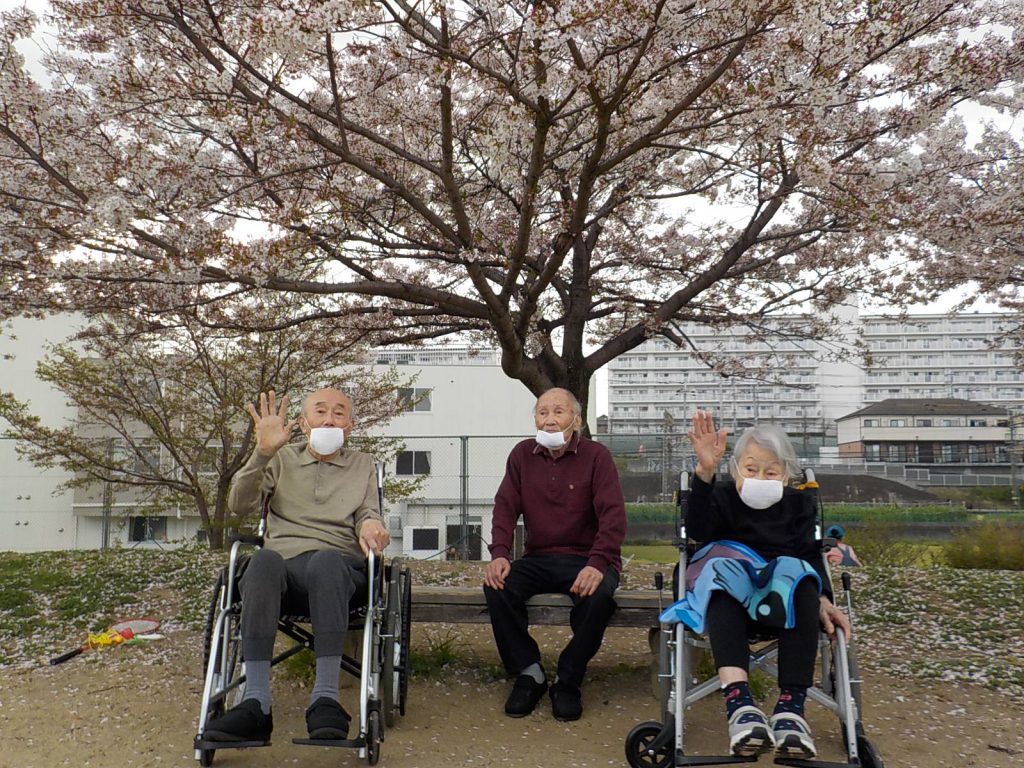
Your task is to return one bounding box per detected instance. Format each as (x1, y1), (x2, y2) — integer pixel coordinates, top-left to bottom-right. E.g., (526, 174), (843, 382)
(685, 411), (851, 760)
(826, 525), (863, 567)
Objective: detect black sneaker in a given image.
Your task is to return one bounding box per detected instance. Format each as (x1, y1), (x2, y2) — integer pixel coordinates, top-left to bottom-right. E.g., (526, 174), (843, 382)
(504, 675), (548, 717)
(306, 697), (351, 740)
(549, 681), (583, 721)
(204, 699), (273, 742)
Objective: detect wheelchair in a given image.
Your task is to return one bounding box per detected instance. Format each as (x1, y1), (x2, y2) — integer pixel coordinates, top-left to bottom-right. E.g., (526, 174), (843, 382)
(625, 470), (885, 768)
(193, 468), (412, 766)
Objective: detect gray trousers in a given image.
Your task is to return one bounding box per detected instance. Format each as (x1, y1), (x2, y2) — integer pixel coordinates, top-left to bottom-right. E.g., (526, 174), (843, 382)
(239, 547), (367, 661)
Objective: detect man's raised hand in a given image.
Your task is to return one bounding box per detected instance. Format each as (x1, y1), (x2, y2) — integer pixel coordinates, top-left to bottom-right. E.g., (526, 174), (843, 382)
(246, 390), (298, 457)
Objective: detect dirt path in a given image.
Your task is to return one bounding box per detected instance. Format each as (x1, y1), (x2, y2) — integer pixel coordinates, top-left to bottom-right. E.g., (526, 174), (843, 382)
(2, 618), (1023, 768)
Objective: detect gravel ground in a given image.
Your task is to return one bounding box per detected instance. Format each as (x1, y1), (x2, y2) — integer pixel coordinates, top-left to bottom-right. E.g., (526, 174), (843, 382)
(2, 558), (1022, 767)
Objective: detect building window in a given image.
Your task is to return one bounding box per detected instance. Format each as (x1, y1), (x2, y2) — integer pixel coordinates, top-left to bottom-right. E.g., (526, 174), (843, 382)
(968, 419), (986, 427)
(398, 387), (432, 412)
(888, 444), (906, 462)
(129, 516), (167, 542)
(864, 444), (881, 461)
(863, 419), (879, 427)
(916, 419), (932, 427)
(396, 451), (431, 475)
(889, 419), (906, 427)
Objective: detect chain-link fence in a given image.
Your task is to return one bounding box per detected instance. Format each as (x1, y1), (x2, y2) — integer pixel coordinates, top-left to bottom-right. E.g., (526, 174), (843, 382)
(385, 435), (527, 561)
(385, 433), (696, 560)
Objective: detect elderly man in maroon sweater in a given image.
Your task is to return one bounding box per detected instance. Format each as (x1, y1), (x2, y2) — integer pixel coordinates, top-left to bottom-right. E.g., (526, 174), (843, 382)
(483, 387), (627, 722)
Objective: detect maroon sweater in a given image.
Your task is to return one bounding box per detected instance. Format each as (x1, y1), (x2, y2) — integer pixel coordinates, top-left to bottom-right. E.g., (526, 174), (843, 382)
(488, 433), (627, 574)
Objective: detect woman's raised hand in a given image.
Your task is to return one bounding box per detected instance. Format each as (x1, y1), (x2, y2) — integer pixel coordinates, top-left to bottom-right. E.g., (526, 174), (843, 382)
(689, 409), (727, 482)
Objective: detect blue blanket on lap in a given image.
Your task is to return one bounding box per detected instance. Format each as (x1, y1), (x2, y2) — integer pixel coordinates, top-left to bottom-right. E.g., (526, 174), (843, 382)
(659, 540), (821, 633)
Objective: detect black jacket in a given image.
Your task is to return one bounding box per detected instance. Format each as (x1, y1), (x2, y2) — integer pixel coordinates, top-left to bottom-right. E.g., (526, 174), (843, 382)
(686, 474), (831, 599)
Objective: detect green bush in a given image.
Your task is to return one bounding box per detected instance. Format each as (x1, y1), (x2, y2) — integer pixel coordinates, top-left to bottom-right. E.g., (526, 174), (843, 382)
(626, 503), (677, 523)
(932, 486), (1014, 508)
(824, 504), (968, 523)
(843, 516), (931, 567)
(943, 521), (1024, 570)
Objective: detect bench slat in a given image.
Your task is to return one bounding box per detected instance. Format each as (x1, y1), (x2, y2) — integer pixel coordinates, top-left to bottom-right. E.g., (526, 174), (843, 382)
(411, 587), (664, 628)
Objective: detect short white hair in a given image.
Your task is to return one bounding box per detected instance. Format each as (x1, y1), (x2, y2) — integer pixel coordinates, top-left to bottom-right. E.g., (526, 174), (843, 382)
(729, 424), (800, 479)
(533, 387), (582, 417)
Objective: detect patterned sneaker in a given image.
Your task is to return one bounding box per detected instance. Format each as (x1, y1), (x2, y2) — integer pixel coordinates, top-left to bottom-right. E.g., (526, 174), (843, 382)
(727, 704), (775, 757)
(770, 712), (817, 759)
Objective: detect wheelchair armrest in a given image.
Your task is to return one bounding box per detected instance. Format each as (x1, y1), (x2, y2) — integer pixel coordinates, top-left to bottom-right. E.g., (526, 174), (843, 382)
(228, 529), (264, 547)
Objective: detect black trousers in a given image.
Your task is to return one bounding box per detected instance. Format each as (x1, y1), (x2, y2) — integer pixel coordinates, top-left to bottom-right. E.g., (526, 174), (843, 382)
(704, 578), (820, 688)
(483, 554), (618, 688)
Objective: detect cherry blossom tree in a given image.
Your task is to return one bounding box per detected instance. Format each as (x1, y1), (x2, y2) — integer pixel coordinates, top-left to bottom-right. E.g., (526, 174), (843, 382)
(1, 0), (1022, 419)
(0, 305), (413, 549)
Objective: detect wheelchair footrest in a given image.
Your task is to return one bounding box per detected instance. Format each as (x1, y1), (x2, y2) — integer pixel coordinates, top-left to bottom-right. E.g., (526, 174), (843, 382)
(293, 737), (365, 748)
(676, 753), (757, 765)
(774, 759), (858, 767)
(194, 737), (271, 750)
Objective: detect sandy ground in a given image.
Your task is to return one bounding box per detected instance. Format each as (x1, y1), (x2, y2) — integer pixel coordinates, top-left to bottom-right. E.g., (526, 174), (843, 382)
(2, 614), (1023, 768)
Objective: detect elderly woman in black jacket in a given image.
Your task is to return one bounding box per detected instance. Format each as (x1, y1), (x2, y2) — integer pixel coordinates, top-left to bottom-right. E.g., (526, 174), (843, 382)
(687, 410), (851, 760)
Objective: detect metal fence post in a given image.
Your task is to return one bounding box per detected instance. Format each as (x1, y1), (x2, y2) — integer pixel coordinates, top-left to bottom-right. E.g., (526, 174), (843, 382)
(460, 435), (470, 559)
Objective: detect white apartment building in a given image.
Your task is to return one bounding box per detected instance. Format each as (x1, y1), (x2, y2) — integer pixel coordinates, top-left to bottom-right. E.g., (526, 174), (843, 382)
(606, 309), (1023, 450)
(367, 347), (565, 560)
(861, 314), (1024, 407)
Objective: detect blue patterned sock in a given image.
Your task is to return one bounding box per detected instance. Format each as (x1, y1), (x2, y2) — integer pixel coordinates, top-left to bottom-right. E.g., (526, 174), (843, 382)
(774, 686), (808, 716)
(722, 681), (754, 718)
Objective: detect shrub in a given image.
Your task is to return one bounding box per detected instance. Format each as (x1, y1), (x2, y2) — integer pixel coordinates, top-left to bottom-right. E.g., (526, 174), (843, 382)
(943, 521), (1024, 571)
(843, 516), (931, 567)
(626, 503), (677, 523)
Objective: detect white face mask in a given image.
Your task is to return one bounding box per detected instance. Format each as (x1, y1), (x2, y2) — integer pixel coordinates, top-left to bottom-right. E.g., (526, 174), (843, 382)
(535, 429), (567, 450)
(308, 426), (345, 456)
(738, 477), (784, 510)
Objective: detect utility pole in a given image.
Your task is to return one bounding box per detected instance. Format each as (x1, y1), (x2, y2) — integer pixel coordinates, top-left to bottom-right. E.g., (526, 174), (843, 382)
(1010, 410), (1021, 510)
(661, 410), (675, 502)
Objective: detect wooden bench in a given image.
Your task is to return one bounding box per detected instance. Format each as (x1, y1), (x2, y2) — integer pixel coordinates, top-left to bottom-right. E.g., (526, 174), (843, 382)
(411, 587), (665, 629)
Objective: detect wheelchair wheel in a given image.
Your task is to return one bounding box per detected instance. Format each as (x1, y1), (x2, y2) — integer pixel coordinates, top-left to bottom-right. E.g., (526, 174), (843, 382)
(398, 566), (411, 715)
(199, 570), (246, 742)
(858, 733), (886, 768)
(201, 570), (228, 676)
(198, 747), (215, 767)
(382, 560), (402, 727)
(624, 721), (672, 768)
(366, 709), (382, 765)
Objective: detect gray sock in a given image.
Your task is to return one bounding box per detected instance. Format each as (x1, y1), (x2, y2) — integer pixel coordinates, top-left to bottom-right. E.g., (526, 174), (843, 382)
(243, 659), (272, 714)
(520, 662), (545, 684)
(310, 655), (343, 705)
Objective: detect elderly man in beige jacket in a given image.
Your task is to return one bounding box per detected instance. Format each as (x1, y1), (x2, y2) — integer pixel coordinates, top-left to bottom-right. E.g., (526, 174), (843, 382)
(204, 388), (390, 745)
